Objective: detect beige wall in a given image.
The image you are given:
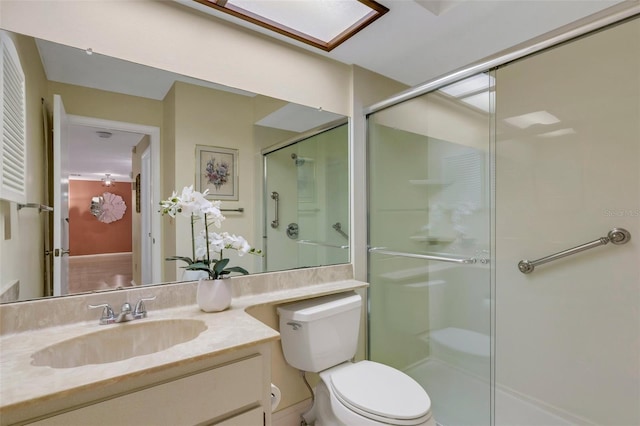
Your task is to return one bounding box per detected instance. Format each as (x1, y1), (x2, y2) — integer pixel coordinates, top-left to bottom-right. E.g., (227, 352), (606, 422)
(0, 0), (351, 117)
(0, 31), (48, 301)
(169, 82), (258, 278)
(349, 66), (408, 283)
(47, 83), (163, 129)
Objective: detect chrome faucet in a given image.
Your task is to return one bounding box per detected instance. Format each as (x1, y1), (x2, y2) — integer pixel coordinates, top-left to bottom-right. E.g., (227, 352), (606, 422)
(116, 302), (133, 323)
(89, 296), (156, 325)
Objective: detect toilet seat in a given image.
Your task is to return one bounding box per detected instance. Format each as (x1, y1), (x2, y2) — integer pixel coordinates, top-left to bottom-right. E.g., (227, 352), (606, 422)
(328, 361), (432, 425)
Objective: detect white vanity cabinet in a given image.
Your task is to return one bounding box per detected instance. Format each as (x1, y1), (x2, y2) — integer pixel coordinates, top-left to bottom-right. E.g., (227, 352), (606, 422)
(27, 352), (269, 426)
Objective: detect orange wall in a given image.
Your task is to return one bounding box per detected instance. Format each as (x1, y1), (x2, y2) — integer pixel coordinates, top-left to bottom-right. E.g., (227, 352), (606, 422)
(69, 181), (133, 256)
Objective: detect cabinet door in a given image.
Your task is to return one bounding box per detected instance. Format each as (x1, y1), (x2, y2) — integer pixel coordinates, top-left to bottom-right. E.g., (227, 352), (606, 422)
(31, 355), (263, 426)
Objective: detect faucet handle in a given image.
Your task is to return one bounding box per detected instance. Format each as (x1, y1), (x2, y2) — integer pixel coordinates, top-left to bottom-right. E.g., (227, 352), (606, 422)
(134, 296), (156, 318)
(88, 303), (115, 325)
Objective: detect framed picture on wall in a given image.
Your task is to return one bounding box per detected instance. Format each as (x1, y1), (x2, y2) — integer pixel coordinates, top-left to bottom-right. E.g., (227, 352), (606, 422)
(135, 173), (141, 213)
(195, 145), (239, 200)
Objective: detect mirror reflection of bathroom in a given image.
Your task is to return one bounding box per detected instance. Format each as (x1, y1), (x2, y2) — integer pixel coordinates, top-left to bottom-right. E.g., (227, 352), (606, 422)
(263, 122), (349, 272)
(0, 29), (352, 303)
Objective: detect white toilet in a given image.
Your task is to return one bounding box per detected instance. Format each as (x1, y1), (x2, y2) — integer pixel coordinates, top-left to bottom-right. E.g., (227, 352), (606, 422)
(278, 291), (435, 426)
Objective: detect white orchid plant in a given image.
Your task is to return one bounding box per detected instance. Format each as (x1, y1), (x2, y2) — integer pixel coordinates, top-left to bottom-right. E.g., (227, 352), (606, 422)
(160, 186), (261, 279)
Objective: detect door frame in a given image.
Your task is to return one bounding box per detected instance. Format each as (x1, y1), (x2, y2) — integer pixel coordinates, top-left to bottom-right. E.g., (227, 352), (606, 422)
(66, 115), (162, 285)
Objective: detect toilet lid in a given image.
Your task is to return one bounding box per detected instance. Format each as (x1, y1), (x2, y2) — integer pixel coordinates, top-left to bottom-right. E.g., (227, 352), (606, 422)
(329, 361), (431, 423)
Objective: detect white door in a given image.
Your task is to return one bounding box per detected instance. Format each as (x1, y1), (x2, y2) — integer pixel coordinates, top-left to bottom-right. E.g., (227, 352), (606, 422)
(53, 94), (70, 296)
(141, 145), (152, 284)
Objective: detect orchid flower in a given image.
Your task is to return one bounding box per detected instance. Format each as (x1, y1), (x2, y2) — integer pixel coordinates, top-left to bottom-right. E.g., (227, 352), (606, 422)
(160, 186), (261, 279)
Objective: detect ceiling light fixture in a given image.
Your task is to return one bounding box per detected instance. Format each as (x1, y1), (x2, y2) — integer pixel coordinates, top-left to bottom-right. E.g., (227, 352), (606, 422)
(193, 0), (389, 51)
(101, 173), (116, 187)
(96, 131), (113, 139)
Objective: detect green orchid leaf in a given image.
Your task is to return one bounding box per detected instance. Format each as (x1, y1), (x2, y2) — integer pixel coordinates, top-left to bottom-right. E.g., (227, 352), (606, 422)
(213, 258), (230, 274)
(165, 256), (195, 265)
(224, 266), (249, 275)
(187, 262), (210, 271)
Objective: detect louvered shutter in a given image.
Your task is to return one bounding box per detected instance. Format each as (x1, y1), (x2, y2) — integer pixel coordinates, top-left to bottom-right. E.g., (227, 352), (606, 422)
(0, 32), (27, 203)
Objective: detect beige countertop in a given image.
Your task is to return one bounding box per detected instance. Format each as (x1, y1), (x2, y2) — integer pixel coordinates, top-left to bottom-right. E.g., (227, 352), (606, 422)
(0, 264), (366, 422)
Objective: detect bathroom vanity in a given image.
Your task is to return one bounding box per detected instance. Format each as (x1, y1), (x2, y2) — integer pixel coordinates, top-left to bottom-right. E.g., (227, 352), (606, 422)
(29, 348), (270, 426)
(0, 265), (367, 425)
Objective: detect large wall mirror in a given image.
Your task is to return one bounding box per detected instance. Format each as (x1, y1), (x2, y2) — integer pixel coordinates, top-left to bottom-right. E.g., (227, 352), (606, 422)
(0, 29), (349, 304)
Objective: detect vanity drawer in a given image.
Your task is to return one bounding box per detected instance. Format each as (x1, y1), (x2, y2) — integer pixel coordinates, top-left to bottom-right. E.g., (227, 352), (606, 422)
(30, 355), (263, 426)
(213, 406), (263, 425)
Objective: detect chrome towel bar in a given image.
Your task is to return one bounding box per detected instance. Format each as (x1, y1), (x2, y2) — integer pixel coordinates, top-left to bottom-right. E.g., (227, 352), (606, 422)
(518, 227), (631, 274)
(368, 248), (478, 264)
(17, 203), (53, 212)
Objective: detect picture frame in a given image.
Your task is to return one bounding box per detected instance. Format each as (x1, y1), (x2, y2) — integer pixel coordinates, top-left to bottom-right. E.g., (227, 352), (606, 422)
(195, 145), (238, 201)
(135, 173), (141, 213)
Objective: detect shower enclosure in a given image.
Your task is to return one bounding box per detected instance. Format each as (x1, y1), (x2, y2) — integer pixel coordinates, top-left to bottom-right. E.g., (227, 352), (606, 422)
(263, 122), (349, 272)
(367, 13), (639, 426)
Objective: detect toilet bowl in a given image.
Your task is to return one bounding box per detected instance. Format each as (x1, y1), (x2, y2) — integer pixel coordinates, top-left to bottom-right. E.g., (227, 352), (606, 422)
(312, 361), (435, 426)
(278, 292), (435, 426)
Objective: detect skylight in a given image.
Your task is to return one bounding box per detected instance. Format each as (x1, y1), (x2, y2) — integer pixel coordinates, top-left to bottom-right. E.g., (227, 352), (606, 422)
(439, 73), (495, 112)
(193, 0), (389, 51)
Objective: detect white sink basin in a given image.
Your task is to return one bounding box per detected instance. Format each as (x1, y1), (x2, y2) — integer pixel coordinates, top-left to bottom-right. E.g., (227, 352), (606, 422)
(31, 319), (207, 368)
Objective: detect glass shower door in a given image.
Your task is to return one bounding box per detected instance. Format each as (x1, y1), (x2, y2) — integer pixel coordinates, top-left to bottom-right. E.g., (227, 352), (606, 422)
(263, 123), (349, 272)
(367, 74), (493, 426)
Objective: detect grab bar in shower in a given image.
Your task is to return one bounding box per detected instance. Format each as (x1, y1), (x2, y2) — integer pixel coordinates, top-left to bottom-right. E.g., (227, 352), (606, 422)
(270, 191), (279, 228)
(368, 247), (478, 264)
(517, 227), (631, 274)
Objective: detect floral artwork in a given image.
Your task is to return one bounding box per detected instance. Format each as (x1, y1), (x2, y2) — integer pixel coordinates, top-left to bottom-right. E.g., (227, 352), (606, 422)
(196, 145), (238, 200)
(91, 192), (127, 224)
(205, 157), (229, 190)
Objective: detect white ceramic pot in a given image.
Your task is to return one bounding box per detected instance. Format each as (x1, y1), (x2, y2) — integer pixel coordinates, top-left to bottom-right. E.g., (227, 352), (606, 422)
(196, 278), (232, 312)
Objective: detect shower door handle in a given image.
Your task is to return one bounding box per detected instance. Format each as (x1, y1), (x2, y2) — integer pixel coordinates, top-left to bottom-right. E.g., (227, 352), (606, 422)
(270, 191), (279, 228)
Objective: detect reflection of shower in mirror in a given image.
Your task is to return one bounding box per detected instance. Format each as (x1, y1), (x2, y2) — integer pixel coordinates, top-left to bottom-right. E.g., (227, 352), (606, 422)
(290, 153), (314, 166)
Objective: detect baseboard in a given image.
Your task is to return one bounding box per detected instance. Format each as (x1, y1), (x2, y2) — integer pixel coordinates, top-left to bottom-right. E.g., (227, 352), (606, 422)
(272, 399), (312, 426)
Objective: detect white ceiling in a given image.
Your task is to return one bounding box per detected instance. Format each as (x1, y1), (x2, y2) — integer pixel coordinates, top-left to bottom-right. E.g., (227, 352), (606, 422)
(67, 125), (145, 183)
(36, 39), (257, 101)
(37, 0), (626, 182)
(178, 0), (625, 86)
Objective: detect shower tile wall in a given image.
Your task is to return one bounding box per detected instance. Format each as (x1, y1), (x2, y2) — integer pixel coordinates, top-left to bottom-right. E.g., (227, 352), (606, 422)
(494, 17), (640, 425)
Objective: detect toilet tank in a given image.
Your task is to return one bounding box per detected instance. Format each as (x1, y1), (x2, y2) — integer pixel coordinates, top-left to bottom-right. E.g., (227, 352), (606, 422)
(277, 291), (362, 373)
